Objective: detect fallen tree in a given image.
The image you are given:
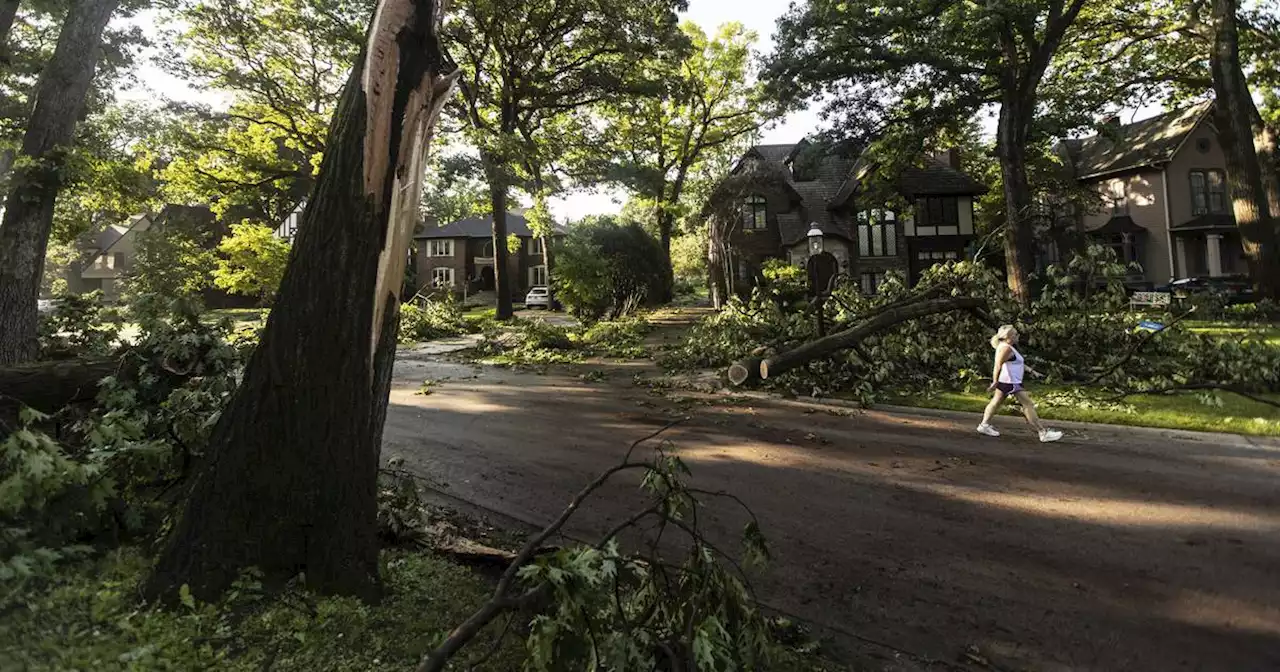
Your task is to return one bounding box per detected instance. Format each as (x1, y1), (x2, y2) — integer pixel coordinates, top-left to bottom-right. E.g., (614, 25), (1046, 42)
(729, 296), (987, 386)
(0, 356), (123, 413)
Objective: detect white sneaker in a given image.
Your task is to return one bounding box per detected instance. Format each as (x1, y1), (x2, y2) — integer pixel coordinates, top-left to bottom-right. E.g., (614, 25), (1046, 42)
(1039, 429), (1063, 443)
(976, 423), (1000, 437)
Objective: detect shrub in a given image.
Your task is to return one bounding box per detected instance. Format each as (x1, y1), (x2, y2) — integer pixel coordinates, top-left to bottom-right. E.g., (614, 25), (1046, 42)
(555, 217), (669, 320)
(212, 222), (292, 303)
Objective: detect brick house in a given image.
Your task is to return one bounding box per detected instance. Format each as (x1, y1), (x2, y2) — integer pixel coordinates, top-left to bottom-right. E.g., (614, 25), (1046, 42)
(412, 212), (566, 298)
(724, 140), (986, 294)
(1054, 101), (1248, 286)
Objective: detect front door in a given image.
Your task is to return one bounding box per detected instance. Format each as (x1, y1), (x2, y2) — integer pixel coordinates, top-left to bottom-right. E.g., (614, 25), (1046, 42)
(480, 265), (495, 291)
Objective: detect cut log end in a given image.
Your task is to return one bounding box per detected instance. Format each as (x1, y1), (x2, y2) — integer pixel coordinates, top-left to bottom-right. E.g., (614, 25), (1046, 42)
(727, 357), (762, 387)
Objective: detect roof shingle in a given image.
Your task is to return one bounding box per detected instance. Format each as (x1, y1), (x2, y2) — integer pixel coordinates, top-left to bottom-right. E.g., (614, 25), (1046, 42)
(415, 213), (566, 239)
(1064, 103), (1211, 179)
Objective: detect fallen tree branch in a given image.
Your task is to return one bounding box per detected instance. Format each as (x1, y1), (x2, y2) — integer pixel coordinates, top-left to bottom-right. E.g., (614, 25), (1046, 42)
(0, 353), (131, 413)
(416, 419), (685, 672)
(729, 297), (986, 385)
(1085, 307), (1197, 385)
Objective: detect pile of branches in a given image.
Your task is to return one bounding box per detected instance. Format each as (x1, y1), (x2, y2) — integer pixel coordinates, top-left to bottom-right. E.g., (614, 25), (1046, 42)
(665, 248), (1280, 408)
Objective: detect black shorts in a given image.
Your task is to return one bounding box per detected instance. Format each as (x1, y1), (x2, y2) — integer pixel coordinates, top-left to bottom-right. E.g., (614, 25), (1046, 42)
(995, 382), (1024, 395)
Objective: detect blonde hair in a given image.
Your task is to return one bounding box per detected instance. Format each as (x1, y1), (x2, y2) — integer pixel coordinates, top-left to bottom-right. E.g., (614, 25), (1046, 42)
(990, 324), (1016, 349)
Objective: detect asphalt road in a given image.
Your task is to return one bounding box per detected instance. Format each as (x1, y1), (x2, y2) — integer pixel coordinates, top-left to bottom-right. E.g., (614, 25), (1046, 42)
(383, 356), (1280, 672)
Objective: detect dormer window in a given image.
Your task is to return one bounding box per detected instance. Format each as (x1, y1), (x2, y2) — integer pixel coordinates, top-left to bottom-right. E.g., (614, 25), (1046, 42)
(742, 195), (768, 230)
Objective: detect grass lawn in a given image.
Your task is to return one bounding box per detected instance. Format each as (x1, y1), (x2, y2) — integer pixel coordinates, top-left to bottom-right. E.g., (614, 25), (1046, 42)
(888, 385), (1280, 436)
(207, 307), (269, 329)
(1184, 319), (1280, 345)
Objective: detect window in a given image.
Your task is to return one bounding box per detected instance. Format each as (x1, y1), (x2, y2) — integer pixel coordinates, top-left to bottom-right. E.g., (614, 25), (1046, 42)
(916, 250), (960, 263)
(114, 253), (125, 269)
(94, 254), (115, 270)
(1190, 170), (1227, 215)
(860, 272), (887, 295)
(742, 195), (768, 230)
(428, 239), (454, 257)
(857, 209), (898, 257)
(913, 197), (960, 235)
(529, 237), (545, 256)
(530, 264), (548, 287)
(431, 267), (455, 287)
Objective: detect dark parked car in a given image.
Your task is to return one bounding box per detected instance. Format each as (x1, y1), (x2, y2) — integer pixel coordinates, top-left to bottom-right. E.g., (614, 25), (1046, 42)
(1155, 275), (1255, 305)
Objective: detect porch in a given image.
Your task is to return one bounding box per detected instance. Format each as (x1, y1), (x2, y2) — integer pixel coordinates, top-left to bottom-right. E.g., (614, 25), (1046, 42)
(1171, 214), (1248, 279)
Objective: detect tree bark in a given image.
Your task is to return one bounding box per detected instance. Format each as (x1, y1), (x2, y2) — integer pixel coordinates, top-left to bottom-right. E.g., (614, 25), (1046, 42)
(730, 297), (985, 385)
(0, 0), (20, 64)
(0, 356), (120, 413)
(1209, 0), (1280, 299)
(657, 207), (675, 303)
(0, 0), (120, 366)
(995, 82), (1037, 307)
(482, 153), (514, 320)
(146, 0), (458, 602)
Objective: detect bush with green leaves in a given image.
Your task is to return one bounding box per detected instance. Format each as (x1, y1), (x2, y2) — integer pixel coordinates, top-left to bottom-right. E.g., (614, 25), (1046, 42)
(37, 290), (124, 359)
(580, 317), (651, 358)
(212, 221), (292, 303)
(555, 217), (670, 320)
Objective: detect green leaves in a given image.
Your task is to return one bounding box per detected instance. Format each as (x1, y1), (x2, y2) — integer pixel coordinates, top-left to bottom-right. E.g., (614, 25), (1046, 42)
(212, 222), (291, 302)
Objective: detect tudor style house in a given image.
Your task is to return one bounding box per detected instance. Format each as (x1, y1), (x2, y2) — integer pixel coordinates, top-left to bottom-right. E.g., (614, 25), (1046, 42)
(412, 211), (566, 298)
(725, 140), (986, 294)
(1055, 102), (1247, 286)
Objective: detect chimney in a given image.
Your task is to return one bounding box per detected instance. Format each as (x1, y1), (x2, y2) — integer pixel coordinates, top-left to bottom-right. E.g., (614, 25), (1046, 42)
(1100, 114), (1122, 135)
(934, 148), (961, 170)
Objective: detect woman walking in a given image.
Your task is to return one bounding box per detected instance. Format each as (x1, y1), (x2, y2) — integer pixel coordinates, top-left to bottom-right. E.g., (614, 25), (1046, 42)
(976, 325), (1063, 443)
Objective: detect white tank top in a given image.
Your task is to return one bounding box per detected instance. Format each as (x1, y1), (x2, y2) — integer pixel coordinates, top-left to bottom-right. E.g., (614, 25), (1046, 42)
(999, 346), (1025, 385)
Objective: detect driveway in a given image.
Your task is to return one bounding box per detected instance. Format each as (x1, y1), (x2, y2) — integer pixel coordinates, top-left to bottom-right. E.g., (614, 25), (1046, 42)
(383, 358), (1280, 672)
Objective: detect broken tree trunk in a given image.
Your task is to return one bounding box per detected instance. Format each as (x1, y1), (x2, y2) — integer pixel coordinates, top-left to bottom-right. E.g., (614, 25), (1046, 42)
(0, 0), (121, 366)
(729, 297), (986, 386)
(145, 0), (458, 602)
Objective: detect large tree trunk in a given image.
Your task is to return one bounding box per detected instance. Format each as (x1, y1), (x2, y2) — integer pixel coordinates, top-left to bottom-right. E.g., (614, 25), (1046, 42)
(0, 0), (119, 366)
(995, 91), (1037, 307)
(145, 0), (458, 602)
(482, 154), (514, 320)
(657, 207), (676, 303)
(1209, 0), (1280, 299)
(0, 0), (20, 63)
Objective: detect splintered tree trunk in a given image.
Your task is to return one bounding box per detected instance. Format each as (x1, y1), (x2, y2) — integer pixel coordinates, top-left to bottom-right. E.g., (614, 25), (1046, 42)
(0, 0), (120, 365)
(1209, 0), (1280, 299)
(996, 95), (1037, 307)
(145, 0), (458, 602)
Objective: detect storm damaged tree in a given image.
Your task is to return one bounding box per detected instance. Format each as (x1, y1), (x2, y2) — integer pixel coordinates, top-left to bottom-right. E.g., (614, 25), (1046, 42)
(442, 0), (685, 319)
(146, 0), (459, 601)
(764, 0), (1145, 306)
(0, 0), (122, 365)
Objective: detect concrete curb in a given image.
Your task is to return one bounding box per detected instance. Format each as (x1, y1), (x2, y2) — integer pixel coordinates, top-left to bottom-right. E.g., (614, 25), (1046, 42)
(716, 389), (1280, 450)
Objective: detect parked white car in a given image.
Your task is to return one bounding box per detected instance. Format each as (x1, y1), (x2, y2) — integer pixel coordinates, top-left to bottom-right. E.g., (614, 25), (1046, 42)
(524, 286), (552, 309)
(37, 299), (59, 314)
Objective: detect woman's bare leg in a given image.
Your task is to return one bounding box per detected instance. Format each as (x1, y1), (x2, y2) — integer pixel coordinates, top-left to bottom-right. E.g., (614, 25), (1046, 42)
(1014, 391), (1045, 432)
(981, 389), (1007, 425)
